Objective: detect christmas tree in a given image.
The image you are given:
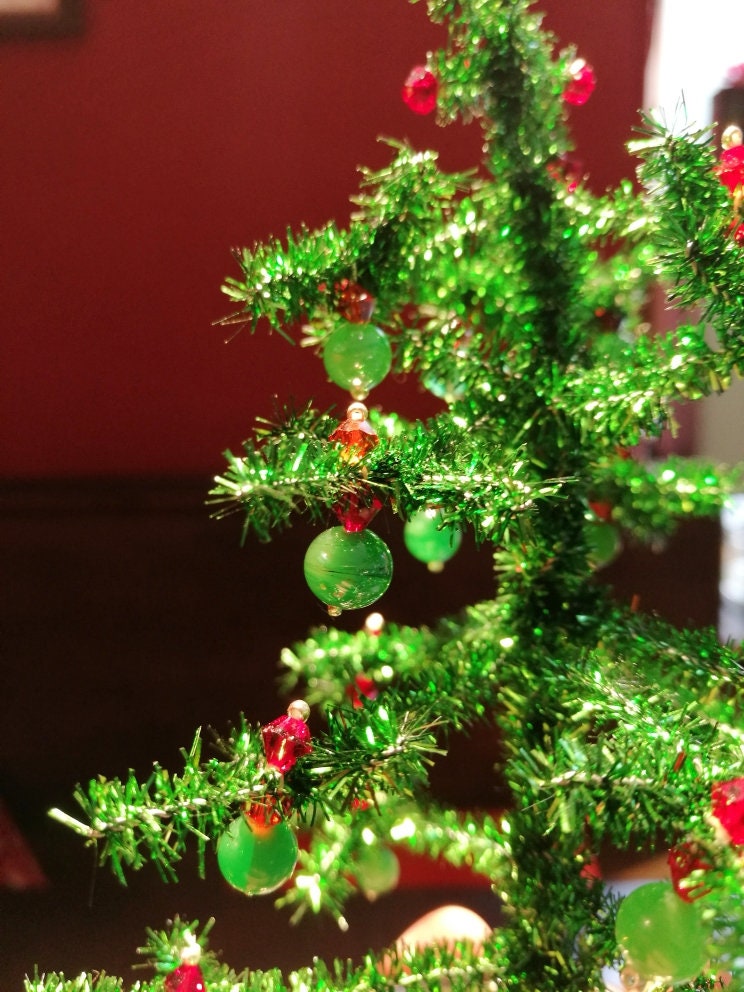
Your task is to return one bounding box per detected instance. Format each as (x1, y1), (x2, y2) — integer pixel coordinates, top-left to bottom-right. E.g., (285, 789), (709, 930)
(33, 1), (744, 990)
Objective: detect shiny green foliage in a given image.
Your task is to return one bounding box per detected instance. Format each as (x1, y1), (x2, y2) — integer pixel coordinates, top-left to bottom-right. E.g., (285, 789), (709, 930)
(220, 142), (471, 335)
(49, 706), (445, 885)
(592, 454), (742, 542)
(26, 916), (508, 992)
(210, 404), (559, 545)
(47, 0), (744, 989)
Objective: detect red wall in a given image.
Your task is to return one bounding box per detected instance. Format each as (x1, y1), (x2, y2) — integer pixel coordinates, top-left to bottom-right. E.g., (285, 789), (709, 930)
(1, 0), (651, 477)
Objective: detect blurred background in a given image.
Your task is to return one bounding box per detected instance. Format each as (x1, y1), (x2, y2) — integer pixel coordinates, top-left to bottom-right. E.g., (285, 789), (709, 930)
(0, 0), (739, 987)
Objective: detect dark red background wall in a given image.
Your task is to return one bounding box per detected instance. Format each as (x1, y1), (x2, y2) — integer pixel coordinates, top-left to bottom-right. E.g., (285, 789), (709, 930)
(1, 0), (652, 477)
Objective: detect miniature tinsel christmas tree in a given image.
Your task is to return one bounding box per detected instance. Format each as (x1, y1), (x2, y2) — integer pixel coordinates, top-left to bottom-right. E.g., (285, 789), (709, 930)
(36, 1), (744, 990)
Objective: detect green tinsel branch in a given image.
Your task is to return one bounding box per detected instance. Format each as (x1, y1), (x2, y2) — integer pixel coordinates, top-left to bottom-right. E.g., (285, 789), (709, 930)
(631, 116), (744, 334)
(48, 705), (444, 884)
(587, 453), (740, 542)
(220, 143), (471, 335)
(26, 912), (736, 992)
(210, 406), (561, 545)
(276, 597), (744, 861)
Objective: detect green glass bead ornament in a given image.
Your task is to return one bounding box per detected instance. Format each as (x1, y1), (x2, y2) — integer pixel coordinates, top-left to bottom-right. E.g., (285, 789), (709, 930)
(304, 527), (393, 613)
(353, 842), (400, 899)
(322, 321), (392, 399)
(584, 517), (621, 569)
(216, 813), (298, 896)
(404, 507), (462, 572)
(614, 881), (711, 985)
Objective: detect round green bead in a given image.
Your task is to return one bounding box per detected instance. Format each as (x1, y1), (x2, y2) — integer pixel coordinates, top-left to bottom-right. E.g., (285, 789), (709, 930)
(404, 508), (462, 566)
(322, 321), (392, 398)
(216, 814), (298, 895)
(303, 527), (393, 610)
(615, 881), (710, 984)
(584, 519), (621, 568)
(353, 843), (400, 897)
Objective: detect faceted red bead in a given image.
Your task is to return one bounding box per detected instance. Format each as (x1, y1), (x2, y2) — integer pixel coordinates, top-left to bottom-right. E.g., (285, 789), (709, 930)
(345, 672), (378, 709)
(716, 145), (744, 191)
(563, 59), (596, 107)
(165, 965), (205, 992)
(261, 714), (312, 773)
(333, 491), (383, 532)
(588, 500), (613, 522)
(402, 66), (438, 115)
(329, 414), (378, 462)
(667, 843), (712, 903)
(579, 854), (602, 885)
(335, 280), (376, 323)
(245, 795), (290, 830)
(711, 777), (744, 843)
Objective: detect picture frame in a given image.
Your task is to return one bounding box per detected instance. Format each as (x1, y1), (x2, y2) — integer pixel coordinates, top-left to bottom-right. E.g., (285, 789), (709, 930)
(0, 0), (83, 40)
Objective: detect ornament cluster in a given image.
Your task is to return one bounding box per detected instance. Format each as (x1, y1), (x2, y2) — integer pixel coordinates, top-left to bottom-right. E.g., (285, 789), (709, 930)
(296, 49), (599, 617)
(215, 701), (311, 897)
(613, 776), (744, 986)
(301, 276), (469, 617)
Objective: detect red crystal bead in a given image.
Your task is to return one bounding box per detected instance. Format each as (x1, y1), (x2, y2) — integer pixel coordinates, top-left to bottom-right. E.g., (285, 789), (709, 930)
(261, 713), (312, 774)
(734, 223), (744, 245)
(165, 965), (205, 992)
(578, 852), (601, 883)
(716, 145), (744, 191)
(245, 795), (290, 830)
(402, 66), (438, 115)
(563, 59), (596, 107)
(333, 492), (383, 533)
(588, 500), (613, 522)
(667, 843), (712, 903)
(329, 402), (379, 462)
(711, 777), (744, 843)
(345, 672), (378, 709)
(547, 153), (584, 193)
(335, 280), (376, 323)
